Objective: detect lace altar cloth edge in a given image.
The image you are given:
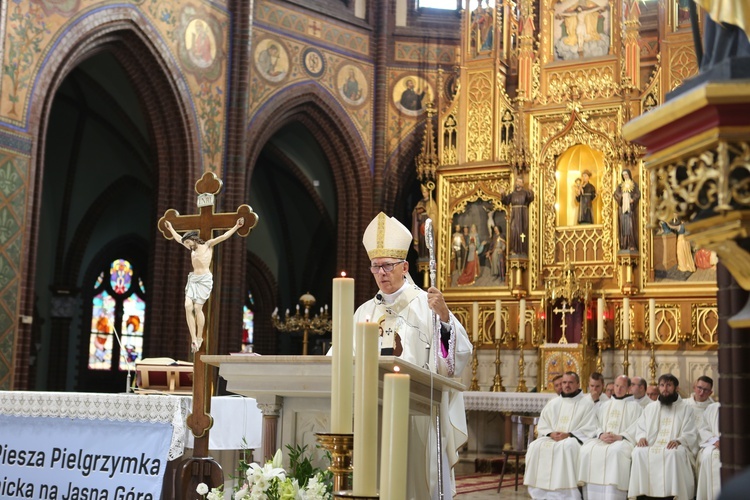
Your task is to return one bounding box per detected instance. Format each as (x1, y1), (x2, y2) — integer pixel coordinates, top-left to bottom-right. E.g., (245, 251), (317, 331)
(463, 391), (556, 413)
(0, 391), (189, 461)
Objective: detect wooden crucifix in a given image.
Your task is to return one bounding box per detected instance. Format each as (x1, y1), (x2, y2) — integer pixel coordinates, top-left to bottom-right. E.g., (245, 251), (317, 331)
(157, 172), (258, 492)
(552, 300), (576, 344)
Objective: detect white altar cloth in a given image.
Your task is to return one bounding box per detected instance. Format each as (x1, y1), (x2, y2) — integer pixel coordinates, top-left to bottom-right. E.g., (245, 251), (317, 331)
(463, 391), (555, 413)
(185, 395), (262, 450)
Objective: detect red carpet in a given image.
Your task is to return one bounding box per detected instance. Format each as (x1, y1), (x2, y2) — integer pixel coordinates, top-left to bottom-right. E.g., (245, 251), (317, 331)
(454, 473), (520, 495)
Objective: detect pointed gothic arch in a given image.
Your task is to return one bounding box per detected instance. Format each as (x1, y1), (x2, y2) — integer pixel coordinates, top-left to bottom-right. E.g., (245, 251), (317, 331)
(245, 82), (373, 305)
(15, 7), (203, 388)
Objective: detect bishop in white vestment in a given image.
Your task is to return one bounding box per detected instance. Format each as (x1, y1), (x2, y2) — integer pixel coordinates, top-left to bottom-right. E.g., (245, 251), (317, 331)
(357, 212), (472, 500)
(696, 402), (721, 500)
(578, 375), (642, 500)
(524, 372), (597, 499)
(628, 374), (699, 500)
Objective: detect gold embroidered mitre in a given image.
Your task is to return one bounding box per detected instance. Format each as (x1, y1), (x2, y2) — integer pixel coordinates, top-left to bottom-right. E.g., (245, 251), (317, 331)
(363, 212), (412, 260)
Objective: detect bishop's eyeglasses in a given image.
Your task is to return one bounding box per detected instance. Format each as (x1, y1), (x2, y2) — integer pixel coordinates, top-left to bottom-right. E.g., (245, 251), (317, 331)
(369, 260), (405, 274)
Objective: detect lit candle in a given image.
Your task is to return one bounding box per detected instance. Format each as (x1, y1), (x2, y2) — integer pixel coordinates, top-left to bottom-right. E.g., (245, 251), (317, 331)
(353, 322), (379, 496)
(597, 298), (604, 341)
(379, 373), (410, 500)
(622, 297), (630, 341)
(495, 299), (502, 340)
(472, 301), (479, 342)
(331, 276), (354, 434)
(519, 299), (526, 343)
(649, 298), (656, 343)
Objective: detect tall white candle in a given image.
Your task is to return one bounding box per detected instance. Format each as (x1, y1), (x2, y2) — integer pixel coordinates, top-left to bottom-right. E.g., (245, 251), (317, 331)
(622, 297), (630, 341)
(495, 299), (502, 340)
(353, 322), (379, 496)
(519, 299), (526, 343)
(331, 276), (354, 434)
(649, 298), (656, 343)
(472, 301), (479, 342)
(597, 298), (604, 341)
(379, 373), (410, 500)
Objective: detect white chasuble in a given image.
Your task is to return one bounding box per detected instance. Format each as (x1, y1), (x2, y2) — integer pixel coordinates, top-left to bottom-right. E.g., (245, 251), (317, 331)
(696, 402), (721, 500)
(353, 284), (472, 500)
(524, 392), (597, 498)
(628, 396), (699, 500)
(578, 398), (642, 495)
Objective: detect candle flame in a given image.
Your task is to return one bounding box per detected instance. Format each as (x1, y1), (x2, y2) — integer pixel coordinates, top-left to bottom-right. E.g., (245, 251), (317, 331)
(340, 271), (347, 277)
(393, 366), (401, 372)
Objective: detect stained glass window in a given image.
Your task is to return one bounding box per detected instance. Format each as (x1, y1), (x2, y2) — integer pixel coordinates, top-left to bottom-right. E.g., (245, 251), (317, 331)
(89, 259), (146, 371)
(242, 292), (254, 352)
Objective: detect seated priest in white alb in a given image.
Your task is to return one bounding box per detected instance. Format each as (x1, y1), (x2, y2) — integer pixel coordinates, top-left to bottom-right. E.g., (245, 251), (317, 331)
(356, 212), (472, 500)
(696, 402), (721, 500)
(629, 376), (652, 408)
(583, 372), (609, 405)
(578, 375), (642, 500)
(524, 371), (597, 499)
(628, 373), (699, 500)
(686, 375), (716, 415)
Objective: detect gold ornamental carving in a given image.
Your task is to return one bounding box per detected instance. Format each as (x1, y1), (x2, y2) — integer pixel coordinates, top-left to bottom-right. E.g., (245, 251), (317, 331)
(466, 71), (494, 163)
(543, 66), (620, 105)
(691, 304), (718, 347)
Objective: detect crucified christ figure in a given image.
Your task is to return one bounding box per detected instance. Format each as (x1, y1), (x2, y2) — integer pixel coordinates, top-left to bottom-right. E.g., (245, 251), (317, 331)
(165, 217), (245, 352)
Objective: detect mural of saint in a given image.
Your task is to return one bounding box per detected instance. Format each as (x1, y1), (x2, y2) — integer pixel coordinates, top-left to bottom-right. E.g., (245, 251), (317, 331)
(254, 39), (289, 83)
(337, 64), (367, 106)
(393, 76), (432, 116)
(185, 19), (216, 69)
(653, 214), (717, 282)
(553, 0), (610, 61)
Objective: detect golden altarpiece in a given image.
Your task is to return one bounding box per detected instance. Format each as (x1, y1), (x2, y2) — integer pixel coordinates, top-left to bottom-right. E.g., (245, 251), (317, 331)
(413, 0), (719, 396)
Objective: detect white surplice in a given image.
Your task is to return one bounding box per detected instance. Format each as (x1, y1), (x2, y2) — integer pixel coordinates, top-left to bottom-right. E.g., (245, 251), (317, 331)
(628, 396), (699, 500)
(354, 283), (472, 500)
(696, 402), (721, 500)
(578, 397), (642, 499)
(523, 391), (597, 499)
(633, 395), (652, 409)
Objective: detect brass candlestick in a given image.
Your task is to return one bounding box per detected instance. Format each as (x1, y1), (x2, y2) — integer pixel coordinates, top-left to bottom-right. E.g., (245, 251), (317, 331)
(491, 338), (505, 392)
(516, 346), (528, 392)
(469, 339), (480, 391)
(648, 340), (657, 386)
(315, 433), (354, 493)
(621, 339), (632, 376)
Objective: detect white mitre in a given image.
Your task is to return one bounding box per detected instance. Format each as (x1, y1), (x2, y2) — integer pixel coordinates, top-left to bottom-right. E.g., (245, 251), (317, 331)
(363, 212), (412, 260)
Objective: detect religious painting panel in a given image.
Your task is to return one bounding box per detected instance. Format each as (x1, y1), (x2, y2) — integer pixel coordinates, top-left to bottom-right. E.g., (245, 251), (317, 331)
(337, 64), (368, 107)
(551, 0), (611, 62)
(391, 75), (434, 116)
(254, 37), (290, 83)
(468, 0), (497, 59)
(178, 14), (224, 82)
(437, 169), (512, 293)
(668, 0), (701, 32)
(538, 344), (588, 392)
(640, 166), (718, 288)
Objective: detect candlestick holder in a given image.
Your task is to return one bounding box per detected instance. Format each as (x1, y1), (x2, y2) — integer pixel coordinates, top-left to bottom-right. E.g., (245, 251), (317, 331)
(469, 339), (480, 391)
(619, 338), (632, 376)
(316, 433), (354, 493)
(648, 340), (657, 386)
(516, 346), (528, 392)
(491, 338), (505, 392)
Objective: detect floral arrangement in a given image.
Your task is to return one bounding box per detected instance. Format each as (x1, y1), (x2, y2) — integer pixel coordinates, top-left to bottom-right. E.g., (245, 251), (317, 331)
(197, 444), (333, 500)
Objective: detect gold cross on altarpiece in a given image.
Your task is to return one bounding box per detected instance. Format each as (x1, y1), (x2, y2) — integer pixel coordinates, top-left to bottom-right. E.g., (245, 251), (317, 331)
(552, 300), (576, 344)
(158, 172), (258, 454)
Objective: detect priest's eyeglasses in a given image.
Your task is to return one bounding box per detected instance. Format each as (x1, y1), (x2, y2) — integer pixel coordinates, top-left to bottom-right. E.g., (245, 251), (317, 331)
(370, 260), (405, 274)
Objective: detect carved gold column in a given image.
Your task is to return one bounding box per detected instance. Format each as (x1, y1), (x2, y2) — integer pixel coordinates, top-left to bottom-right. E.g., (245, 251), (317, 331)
(516, 0), (535, 99)
(622, 0), (641, 89)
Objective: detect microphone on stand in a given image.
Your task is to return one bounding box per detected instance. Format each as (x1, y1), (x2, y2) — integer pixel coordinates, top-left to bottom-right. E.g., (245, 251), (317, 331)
(375, 293), (383, 303)
(112, 326), (133, 394)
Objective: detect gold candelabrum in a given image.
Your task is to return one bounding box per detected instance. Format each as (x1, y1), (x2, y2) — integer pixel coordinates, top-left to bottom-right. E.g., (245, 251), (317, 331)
(595, 338), (608, 375)
(517, 340), (528, 392)
(469, 339), (480, 391)
(271, 292), (332, 355)
(491, 337), (505, 392)
(648, 340), (657, 386)
(315, 433), (354, 493)
(617, 336), (633, 377)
